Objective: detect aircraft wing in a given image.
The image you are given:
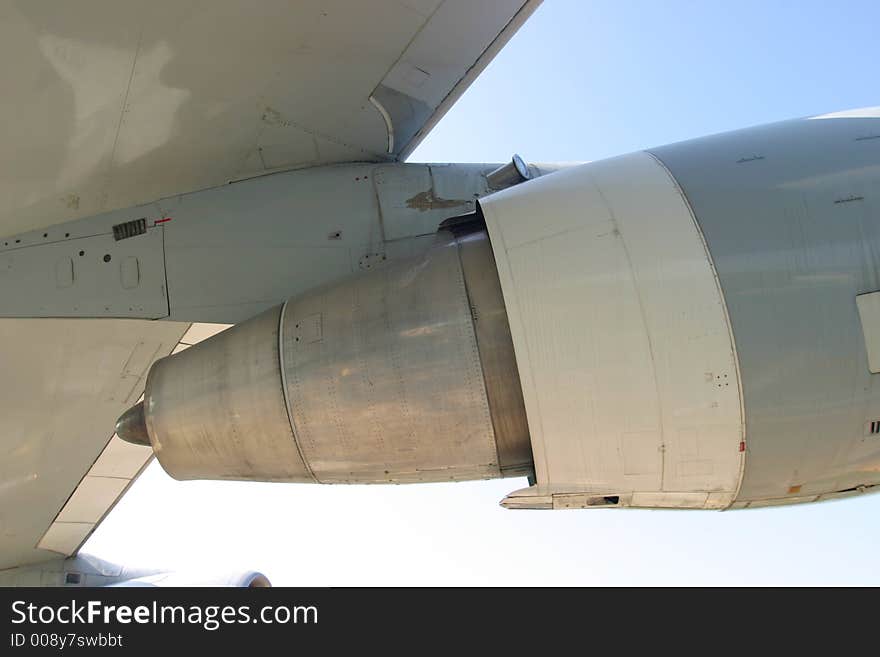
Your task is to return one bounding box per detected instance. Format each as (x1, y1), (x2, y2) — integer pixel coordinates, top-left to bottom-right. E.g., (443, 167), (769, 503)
(0, 0), (540, 572)
(1, 0), (540, 235)
(0, 320), (188, 570)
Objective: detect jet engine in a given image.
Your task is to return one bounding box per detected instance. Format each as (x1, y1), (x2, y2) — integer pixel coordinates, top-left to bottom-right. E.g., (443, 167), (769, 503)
(117, 226), (533, 484)
(108, 571), (271, 588)
(117, 111), (880, 510)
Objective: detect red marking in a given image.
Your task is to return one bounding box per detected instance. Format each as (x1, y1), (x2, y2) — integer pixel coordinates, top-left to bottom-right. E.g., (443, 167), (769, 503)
(739, 441), (746, 452)
(155, 217), (172, 225)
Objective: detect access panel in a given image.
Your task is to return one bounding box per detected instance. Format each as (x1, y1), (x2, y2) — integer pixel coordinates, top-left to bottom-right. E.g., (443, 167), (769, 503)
(0, 228), (168, 319)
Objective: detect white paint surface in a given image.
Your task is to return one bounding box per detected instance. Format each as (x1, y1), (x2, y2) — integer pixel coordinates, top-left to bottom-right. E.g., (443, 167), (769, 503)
(481, 152), (745, 509)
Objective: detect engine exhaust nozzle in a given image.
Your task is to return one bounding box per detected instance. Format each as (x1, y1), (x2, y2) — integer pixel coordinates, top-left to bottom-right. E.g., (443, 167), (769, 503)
(116, 401), (151, 447)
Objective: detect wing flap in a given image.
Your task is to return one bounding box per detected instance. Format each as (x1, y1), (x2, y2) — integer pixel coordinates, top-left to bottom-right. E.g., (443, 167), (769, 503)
(0, 319), (188, 570)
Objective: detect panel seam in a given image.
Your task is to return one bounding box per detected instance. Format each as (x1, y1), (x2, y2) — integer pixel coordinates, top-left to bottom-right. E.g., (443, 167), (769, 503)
(646, 150), (748, 508)
(277, 300), (318, 482)
(452, 232), (504, 475)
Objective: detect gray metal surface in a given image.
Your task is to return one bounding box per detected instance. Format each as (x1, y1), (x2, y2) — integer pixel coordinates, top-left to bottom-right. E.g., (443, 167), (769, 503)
(281, 231), (500, 483)
(456, 227), (532, 474)
(145, 305), (312, 482)
(128, 227), (532, 484)
(0, 225), (168, 319)
(485, 155), (532, 190)
(0, 161), (551, 323)
(651, 110), (880, 502)
(115, 401), (150, 446)
(163, 161), (501, 322)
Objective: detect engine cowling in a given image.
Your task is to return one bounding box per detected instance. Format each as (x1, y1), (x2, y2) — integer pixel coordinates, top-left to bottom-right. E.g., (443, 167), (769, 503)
(480, 151), (745, 510)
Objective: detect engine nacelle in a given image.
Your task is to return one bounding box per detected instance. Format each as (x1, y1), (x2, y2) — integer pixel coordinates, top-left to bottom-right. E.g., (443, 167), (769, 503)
(108, 571), (271, 588)
(117, 110), (880, 510)
(481, 152), (745, 510)
(118, 229), (532, 484)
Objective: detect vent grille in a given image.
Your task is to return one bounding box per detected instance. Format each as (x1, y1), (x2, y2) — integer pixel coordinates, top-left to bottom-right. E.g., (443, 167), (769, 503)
(112, 218), (147, 241)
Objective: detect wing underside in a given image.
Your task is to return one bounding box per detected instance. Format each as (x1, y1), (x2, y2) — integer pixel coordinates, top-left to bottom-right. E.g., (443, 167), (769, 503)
(1, 0), (540, 236)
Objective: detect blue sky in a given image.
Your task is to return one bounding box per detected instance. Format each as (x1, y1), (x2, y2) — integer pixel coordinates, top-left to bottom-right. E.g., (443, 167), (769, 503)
(86, 1), (880, 585)
(411, 0), (880, 164)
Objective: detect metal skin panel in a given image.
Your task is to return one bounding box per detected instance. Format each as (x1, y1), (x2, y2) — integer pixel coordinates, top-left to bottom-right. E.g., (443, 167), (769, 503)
(161, 162), (496, 324)
(481, 152), (745, 510)
(281, 231), (500, 483)
(0, 227), (168, 318)
(650, 107), (880, 504)
(88, 436), (152, 479)
(34, 524), (93, 558)
(374, 164), (485, 240)
(0, 162), (548, 324)
(53, 476), (130, 524)
(146, 305), (313, 482)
